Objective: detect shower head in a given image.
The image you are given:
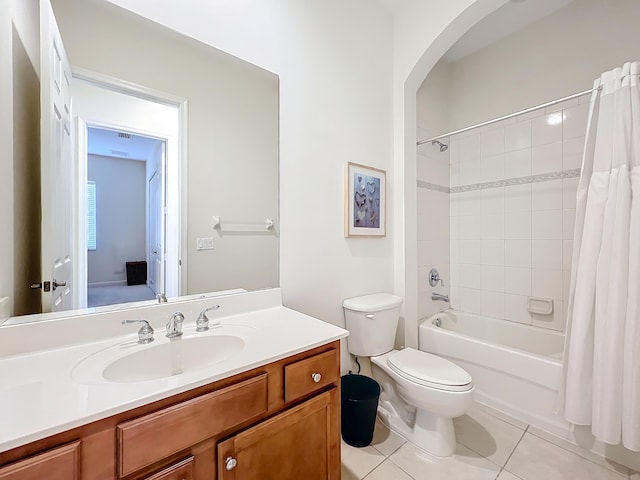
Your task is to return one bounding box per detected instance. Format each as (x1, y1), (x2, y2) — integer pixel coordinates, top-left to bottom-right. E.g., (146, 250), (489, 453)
(432, 140), (449, 152)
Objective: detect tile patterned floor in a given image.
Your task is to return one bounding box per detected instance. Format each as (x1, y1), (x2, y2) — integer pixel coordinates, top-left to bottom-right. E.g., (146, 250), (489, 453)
(342, 404), (637, 480)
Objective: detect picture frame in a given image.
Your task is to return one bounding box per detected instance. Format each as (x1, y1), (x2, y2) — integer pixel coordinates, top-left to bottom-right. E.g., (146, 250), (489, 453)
(345, 162), (386, 237)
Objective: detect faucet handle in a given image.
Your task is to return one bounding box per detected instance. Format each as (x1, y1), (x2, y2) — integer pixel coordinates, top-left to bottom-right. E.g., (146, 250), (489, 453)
(166, 312), (185, 338)
(122, 320), (154, 344)
(196, 305), (221, 332)
(429, 268), (445, 287)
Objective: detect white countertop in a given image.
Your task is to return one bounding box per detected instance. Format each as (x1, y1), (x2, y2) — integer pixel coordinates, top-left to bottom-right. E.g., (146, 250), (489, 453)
(0, 289), (348, 453)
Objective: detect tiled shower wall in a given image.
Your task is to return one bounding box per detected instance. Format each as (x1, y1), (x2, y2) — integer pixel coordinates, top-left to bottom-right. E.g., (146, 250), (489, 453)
(448, 97), (589, 331)
(416, 129), (450, 321)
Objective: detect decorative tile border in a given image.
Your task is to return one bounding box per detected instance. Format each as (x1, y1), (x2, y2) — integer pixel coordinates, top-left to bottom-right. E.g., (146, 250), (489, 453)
(417, 169), (581, 194)
(417, 180), (449, 194)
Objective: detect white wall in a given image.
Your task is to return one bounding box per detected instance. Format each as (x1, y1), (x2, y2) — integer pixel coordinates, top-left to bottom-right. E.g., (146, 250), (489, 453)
(87, 154), (146, 285)
(416, 0), (640, 332)
(415, 60), (451, 321)
(52, 0), (279, 297)
(0, 0), (514, 336)
(0, 0), (41, 317)
(71, 79), (180, 295)
(446, 0), (640, 132)
(447, 103), (587, 332)
(393, 0), (509, 349)
(405, 0), (640, 466)
(100, 0), (396, 335)
(0, 0), (552, 340)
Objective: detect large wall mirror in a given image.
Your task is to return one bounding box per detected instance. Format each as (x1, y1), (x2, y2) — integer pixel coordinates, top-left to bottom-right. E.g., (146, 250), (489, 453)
(5, 0), (279, 324)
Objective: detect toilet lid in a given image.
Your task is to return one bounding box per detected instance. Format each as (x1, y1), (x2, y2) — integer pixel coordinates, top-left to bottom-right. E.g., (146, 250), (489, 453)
(343, 293), (403, 313)
(387, 348), (473, 392)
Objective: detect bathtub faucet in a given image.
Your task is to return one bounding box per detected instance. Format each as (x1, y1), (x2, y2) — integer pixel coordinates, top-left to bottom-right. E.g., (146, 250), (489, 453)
(431, 292), (449, 303)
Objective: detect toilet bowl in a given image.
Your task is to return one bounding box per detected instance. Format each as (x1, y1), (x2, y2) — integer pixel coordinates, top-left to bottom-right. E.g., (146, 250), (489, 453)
(343, 293), (475, 457)
(370, 348), (474, 456)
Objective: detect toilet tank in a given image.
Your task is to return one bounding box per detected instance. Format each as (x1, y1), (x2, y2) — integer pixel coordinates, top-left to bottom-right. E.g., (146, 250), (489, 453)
(343, 293), (403, 357)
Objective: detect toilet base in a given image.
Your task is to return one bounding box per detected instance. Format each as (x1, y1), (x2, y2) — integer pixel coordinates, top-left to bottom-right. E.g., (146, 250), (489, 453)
(378, 402), (456, 457)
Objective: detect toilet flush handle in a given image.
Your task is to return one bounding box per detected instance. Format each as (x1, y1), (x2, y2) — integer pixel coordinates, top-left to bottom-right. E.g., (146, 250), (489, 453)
(365, 314), (374, 319)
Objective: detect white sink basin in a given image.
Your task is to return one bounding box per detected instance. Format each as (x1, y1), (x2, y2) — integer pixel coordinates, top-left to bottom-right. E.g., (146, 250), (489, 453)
(102, 335), (245, 383)
(71, 325), (252, 385)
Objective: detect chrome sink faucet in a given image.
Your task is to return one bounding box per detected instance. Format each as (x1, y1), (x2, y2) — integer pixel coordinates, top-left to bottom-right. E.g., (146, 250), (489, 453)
(196, 305), (221, 332)
(166, 312), (184, 338)
(122, 319), (155, 344)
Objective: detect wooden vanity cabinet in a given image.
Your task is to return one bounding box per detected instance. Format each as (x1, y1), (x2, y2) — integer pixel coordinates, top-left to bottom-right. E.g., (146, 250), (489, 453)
(217, 389), (339, 480)
(0, 441), (80, 480)
(0, 341), (340, 480)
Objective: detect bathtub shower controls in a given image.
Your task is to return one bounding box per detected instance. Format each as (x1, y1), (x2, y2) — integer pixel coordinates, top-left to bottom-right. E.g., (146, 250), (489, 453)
(429, 268), (444, 287)
(166, 312), (185, 338)
(122, 320), (155, 344)
(431, 292), (450, 303)
(196, 305), (221, 332)
(432, 318), (442, 327)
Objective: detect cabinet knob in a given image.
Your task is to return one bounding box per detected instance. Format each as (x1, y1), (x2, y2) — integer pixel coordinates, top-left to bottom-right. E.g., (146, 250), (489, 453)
(311, 372), (322, 383)
(225, 456), (237, 471)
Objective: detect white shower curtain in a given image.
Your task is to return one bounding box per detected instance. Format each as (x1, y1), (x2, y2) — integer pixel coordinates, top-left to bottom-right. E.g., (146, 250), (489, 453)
(562, 61), (640, 451)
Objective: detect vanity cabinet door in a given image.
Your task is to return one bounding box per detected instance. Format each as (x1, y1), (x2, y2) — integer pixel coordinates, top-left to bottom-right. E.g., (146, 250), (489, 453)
(0, 441), (79, 480)
(217, 389), (340, 480)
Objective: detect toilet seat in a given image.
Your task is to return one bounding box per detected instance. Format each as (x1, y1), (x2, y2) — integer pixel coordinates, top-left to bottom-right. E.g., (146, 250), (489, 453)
(387, 348), (473, 392)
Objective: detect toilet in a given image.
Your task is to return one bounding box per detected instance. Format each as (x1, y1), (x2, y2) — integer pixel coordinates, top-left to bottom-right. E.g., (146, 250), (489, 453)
(343, 293), (474, 457)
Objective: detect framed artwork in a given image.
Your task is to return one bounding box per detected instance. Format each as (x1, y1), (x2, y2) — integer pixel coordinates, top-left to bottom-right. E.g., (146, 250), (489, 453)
(345, 162), (386, 237)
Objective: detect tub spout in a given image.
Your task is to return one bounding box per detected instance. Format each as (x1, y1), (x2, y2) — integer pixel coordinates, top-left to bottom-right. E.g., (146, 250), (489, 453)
(431, 292), (449, 303)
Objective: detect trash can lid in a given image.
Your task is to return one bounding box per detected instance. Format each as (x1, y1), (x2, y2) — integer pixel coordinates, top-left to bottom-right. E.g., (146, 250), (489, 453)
(341, 374), (380, 398)
(343, 293), (402, 313)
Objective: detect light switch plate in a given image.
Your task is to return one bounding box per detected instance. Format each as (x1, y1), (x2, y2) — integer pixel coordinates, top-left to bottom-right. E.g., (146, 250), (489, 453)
(196, 237), (215, 251)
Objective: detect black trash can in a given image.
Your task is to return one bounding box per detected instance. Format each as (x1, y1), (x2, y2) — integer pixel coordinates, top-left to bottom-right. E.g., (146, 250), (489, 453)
(341, 374), (381, 447)
(126, 261), (147, 286)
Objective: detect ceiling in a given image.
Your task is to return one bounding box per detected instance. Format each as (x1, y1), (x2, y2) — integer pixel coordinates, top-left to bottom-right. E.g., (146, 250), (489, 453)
(370, 0), (574, 63)
(443, 0), (574, 63)
(87, 127), (163, 162)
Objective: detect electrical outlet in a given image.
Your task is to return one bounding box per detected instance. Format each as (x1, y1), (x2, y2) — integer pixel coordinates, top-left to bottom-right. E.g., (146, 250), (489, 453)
(196, 237), (215, 251)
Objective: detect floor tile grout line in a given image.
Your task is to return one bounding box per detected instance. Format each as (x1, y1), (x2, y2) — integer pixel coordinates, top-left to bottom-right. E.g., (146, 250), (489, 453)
(341, 442), (386, 480)
(360, 452), (386, 480)
(526, 428), (631, 478)
(455, 439), (508, 470)
(385, 441), (436, 480)
(386, 455), (419, 480)
(362, 458), (414, 480)
(453, 410), (528, 470)
(361, 460), (383, 480)
(494, 424), (529, 480)
(371, 437), (407, 459)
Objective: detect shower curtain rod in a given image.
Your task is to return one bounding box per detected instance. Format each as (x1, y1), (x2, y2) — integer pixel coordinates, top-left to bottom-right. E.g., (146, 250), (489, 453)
(416, 87), (596, 146)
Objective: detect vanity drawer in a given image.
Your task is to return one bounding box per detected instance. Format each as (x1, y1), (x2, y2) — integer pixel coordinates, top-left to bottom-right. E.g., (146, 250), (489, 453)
(284, 349), (339, 403)
(118, 374), (268, 477)
(144, 456), (193, 480)
(0, 441), (79, 480)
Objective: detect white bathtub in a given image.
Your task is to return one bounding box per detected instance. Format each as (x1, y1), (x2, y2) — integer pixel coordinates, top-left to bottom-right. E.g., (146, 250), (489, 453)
(419, 309), (567, 434)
